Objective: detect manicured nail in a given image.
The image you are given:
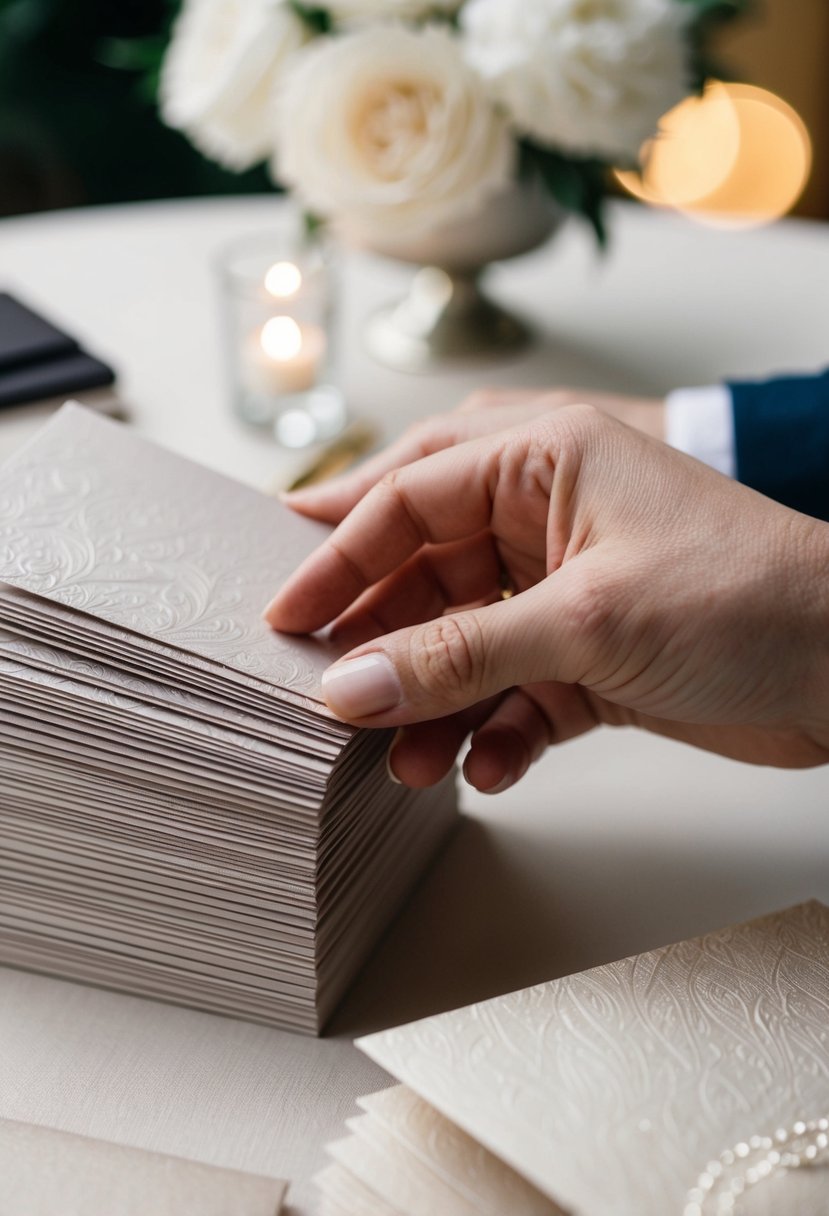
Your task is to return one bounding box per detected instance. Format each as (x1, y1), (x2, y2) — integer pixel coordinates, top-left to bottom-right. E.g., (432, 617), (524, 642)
(321, 653), (402, 719)
(386, 728), (404, 785)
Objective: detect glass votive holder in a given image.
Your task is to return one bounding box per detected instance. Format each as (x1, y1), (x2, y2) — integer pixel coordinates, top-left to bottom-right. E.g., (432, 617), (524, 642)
(216, 224), (346, 449)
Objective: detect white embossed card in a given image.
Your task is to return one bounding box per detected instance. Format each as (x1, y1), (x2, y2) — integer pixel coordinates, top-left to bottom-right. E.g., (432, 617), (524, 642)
(0, 402), (335, 702)
(351, 902), (829, 1215)
(0, 405), (458, 1033)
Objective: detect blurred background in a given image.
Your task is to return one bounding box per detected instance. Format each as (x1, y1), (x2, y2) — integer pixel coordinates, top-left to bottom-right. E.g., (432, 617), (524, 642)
(0, 0), (826, 221)
(0, 0), (272, 218)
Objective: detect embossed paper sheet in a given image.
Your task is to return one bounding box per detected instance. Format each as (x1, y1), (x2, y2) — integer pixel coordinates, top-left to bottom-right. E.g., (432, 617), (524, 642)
(358, 901), (829, 1216)
(326, 1086), (562, 1216)
(0, 403), (335, 701)
(0, 403), (459, 1033)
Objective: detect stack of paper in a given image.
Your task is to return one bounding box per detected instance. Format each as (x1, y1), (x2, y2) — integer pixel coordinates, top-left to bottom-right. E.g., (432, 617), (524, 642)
(0, 404), (457, 1033)
(320, 901), (829, 1214)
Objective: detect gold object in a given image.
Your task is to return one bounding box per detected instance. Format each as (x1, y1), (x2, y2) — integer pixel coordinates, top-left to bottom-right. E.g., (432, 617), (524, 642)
(282, 419), (378, 493)
(499, 567), (515, 600)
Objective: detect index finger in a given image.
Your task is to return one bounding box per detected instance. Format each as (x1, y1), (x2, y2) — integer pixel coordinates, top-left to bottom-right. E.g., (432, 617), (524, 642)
(281, 396), (551, 526)
(264, 428), (523, 634)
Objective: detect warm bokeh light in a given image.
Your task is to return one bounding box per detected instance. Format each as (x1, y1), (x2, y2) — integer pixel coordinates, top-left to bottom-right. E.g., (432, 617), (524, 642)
(261, 315), (303, 361)
(617, 82), (742, 207)
(616, 82), (812, 228)
(265, 260), (302, 298)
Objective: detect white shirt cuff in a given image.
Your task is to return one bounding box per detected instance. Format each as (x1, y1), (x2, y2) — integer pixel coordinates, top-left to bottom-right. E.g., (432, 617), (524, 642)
(665, 384), (736, 479)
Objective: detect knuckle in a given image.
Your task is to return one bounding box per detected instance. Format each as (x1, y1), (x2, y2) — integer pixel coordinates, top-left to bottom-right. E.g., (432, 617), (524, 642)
(410, 613), (484, 699)
(376, 465), (413, 516)
(559, 399), (604, 433)
(378, 466), (402, 496)
(562, 565), (619, 652)
(410, 418), (442, 457)
(532, 400), (606, 463)
(375, 467), (429, 544)
(403, 415), (451, 459)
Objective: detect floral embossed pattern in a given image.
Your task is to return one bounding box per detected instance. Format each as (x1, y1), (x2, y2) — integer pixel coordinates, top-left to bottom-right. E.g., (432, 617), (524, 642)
(0, 405), (458, 1032)
(354, 902), (829, 1215)
(0, 404), (335, 699)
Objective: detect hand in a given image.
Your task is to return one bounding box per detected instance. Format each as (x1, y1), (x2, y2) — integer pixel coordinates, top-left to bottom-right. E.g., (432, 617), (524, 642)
(265, 405), (829, 792)
(281, 387), (665, 525)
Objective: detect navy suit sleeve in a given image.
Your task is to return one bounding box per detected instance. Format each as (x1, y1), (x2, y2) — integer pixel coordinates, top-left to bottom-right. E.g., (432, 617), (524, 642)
(728, 369), (829, 522)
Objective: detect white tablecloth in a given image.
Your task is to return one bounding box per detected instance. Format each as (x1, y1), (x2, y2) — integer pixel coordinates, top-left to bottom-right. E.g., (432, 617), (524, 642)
(0, 197), (827, 1213)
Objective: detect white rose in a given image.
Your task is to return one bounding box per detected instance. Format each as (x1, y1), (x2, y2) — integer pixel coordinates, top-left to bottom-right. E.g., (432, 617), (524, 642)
(160, 0), (310, 171)
(325, 0), (461, 23)
(461, 0), (691, 162)
(274, 25), (514, 239)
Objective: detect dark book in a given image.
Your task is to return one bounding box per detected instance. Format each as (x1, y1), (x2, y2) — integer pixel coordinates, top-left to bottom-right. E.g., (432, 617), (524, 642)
(0, 291), (115, 408)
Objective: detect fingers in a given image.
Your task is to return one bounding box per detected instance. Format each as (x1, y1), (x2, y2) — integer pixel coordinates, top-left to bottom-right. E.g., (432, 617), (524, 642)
(464, 682), (598, 793)
(387, 698), (499, 788)
(316, 566), (600, 727)
(265, 429), (529, 633)
(329, 532), (502, 650)
(281, 395), (554, 524)
(462, 688), (551, 793)
(281, 428), (443, 525)
(387, 681), (599, 794)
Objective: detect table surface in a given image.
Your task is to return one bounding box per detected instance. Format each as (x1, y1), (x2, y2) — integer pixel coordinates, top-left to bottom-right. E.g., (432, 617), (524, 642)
(1, 197), (828, 1215)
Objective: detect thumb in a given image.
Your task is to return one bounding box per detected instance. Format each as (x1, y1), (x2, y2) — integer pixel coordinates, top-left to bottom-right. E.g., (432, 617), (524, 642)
(320, 571), (595, 725)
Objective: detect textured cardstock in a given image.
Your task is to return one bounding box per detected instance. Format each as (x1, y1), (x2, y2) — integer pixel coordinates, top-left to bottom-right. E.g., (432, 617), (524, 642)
(0, 403), (335, 699)
(356, 1087), (560, 1216)
(358, 901), (829, 1216)
(0, 404), (458, 1033)
(0, 1118), (286, 1216)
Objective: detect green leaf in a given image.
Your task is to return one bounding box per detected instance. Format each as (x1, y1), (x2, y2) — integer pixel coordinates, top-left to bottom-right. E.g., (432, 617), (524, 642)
(678, 0), (756, 89)
(95, 36), (166, 73)
(521, 142), (609, 248)
(303, 211), (327, 240)
(0, 0), (56, 41)
(288, 2), (332, 34)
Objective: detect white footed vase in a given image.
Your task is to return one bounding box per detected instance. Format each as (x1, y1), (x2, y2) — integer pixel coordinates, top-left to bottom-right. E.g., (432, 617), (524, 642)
(348, 177), (565, 372)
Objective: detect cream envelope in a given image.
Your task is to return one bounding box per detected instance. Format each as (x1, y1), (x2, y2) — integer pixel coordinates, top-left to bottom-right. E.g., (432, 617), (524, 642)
(335, 902), (829, 1215)
(0, 1117), (286, 1216)
(316, 1162), (404, 1216)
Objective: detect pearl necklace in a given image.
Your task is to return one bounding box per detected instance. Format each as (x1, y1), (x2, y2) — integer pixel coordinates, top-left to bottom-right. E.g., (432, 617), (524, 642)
(684, 1116), (829, 1214)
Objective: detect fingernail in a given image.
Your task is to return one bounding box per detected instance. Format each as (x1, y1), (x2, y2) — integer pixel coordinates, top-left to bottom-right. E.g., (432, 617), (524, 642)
(480, 774), (515, 795)
(386, 728), (404, 785)
(462, 753), (515, 795)
(262, 595), (280, 624)
(321, 653), (402, 719)
(262, 593), (291, 626)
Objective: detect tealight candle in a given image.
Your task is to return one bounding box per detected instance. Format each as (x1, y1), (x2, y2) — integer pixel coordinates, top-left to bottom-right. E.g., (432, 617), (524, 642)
(242, 316), (326, 397)
(217, 227), (345, 446)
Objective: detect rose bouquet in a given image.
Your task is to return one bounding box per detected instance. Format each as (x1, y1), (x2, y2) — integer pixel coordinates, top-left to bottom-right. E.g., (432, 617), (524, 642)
(159, 0), (745, 247)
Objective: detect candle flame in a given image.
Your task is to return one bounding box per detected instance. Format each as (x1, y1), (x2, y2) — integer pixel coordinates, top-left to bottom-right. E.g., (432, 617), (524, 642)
(261, 316), (303, 361)
(265, 261), (303, 298)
